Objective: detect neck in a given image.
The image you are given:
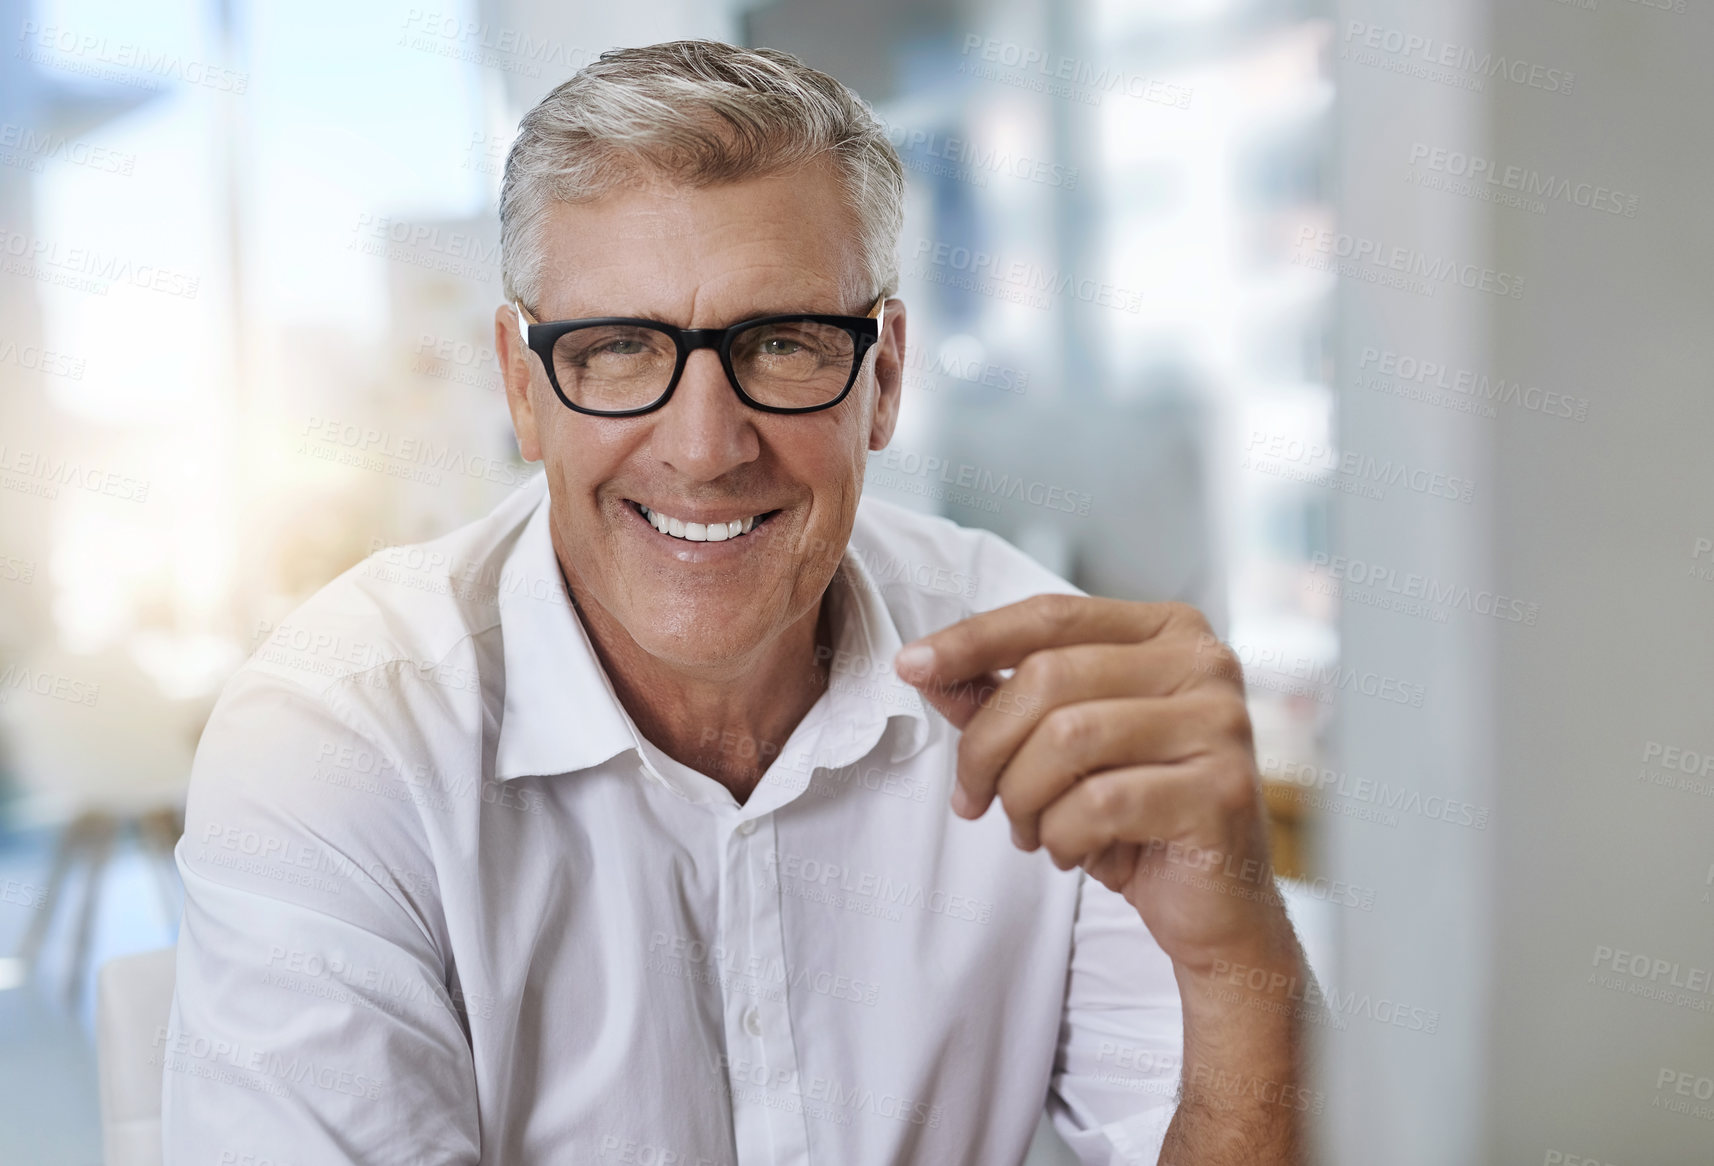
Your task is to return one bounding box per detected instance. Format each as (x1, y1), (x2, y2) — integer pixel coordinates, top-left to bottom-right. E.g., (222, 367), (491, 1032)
(554, 542), (832, 806)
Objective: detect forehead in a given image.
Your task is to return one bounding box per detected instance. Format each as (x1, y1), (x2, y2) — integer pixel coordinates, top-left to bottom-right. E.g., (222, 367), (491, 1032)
(533, 161), (868, 319)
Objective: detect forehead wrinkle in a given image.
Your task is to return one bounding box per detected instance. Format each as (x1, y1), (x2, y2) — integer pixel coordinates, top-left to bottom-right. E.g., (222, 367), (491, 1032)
(537, 170), (868, 321)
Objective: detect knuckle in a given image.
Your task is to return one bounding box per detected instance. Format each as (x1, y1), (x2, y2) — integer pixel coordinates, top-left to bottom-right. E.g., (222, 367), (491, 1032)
(1163, 600), (1207, 630)
(1084, 775), (1128, 821)
(1031, 592), (1081, 634)
(954, 734), (987, 789)
(1200, 692), (1251, 742)
(1043, 704), (1098, 757)
(1194, 641), (1243, 685)
(1208, 761), (1258, 815)
(1015, 650), (1068, 696)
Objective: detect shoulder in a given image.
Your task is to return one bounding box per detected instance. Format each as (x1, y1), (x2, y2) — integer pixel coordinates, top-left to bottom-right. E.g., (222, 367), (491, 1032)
(849, 494), (1084, 640)
(244, 478), (545, 709)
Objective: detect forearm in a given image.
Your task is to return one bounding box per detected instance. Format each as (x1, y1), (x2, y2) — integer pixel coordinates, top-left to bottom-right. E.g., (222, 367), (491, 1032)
(1158, 921), (1312, 1165)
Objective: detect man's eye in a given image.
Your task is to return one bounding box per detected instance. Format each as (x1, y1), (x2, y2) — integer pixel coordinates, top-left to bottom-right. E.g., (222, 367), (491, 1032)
(762, 338), (803, 356)
(596, 339), (648, 357)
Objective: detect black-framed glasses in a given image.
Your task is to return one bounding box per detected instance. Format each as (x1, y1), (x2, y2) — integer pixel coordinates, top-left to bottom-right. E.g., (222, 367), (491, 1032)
(514, 294), (885, 416)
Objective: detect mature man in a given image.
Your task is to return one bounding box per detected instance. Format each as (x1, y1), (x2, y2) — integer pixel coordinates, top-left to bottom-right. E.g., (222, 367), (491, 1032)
(165, 40), (1308, 1165)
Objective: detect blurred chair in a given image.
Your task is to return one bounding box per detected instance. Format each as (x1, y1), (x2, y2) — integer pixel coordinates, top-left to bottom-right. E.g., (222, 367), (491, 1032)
(96, 946), (175, 1166)
(0, 646), (201, 1003)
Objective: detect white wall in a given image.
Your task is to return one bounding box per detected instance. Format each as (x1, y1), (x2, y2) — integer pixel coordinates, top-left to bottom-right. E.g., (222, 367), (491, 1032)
(1328, 2), (1496, 1160)
(1333, 1), (1714, 1161)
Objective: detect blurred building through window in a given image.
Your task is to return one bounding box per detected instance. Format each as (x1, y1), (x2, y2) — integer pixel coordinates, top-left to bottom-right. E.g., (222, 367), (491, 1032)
(749, 0), (1338, 877)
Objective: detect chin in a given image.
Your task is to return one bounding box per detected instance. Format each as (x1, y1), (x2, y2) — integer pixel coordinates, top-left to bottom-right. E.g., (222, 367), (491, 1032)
(617, 588), (781, 670)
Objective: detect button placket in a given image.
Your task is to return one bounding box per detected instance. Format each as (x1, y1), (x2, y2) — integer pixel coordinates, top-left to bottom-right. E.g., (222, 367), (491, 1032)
(719, 811), (811, 1166)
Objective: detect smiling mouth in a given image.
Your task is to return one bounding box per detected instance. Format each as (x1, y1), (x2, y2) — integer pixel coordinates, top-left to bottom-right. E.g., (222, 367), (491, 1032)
(627, 500), (781, 543)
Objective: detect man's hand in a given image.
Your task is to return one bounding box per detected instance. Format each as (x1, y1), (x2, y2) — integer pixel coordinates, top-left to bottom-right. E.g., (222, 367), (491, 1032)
(895, 594), (1310, 1162)
(892, 593), (1292, 974)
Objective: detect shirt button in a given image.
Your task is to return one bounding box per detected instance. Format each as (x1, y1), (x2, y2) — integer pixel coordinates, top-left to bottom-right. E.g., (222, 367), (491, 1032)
(736, 818), (756, 837)
(743, 1007), (762, 1037)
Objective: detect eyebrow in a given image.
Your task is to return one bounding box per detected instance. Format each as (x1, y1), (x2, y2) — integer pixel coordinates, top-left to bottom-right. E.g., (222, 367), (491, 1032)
(537, 298), (869, 325)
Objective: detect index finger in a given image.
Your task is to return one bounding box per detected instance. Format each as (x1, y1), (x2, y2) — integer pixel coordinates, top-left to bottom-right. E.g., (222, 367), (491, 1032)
(893, 594), (1183, 690)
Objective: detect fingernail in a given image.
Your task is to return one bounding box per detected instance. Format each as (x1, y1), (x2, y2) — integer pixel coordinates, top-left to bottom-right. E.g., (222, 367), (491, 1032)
(894, 643), (933, 679)
(950, 784), (974, 817)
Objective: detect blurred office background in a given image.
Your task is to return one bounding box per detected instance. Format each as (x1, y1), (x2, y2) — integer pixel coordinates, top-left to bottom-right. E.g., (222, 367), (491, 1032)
(2, 0), (1710, 1162)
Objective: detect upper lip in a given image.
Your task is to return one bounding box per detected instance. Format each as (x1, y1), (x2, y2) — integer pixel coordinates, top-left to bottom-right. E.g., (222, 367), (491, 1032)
(626, 498), (779, 524)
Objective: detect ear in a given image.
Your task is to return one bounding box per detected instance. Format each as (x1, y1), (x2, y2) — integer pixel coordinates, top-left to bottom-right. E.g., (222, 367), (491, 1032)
(495, 302), (543, 463)
(867, 297), (906, 452)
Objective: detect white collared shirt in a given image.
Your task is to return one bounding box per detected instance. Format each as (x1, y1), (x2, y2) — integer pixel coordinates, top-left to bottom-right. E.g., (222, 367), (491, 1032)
(164, 474), (1184, 1165)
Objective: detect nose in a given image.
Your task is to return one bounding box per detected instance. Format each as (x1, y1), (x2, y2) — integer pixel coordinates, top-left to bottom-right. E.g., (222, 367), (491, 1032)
(649, 348), (761, 481)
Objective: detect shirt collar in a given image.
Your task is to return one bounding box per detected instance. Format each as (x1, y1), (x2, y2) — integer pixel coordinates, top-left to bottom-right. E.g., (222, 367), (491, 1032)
(493, 489), (932, 785)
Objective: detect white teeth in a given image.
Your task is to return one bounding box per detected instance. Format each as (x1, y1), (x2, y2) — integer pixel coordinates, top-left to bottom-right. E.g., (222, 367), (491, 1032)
(636, 503), (765, 543)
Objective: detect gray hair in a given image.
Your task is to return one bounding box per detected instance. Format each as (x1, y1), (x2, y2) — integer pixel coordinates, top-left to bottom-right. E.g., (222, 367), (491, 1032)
(499, 40), (905, 310)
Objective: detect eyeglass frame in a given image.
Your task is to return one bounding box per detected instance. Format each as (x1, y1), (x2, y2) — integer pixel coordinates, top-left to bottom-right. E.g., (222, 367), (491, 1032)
(512, 294), (887, 417)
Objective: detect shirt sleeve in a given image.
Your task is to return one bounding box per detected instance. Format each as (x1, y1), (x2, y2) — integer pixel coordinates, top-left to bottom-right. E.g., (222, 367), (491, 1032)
(1046, 872), (1185, 1166)
(162, 671), (480, 1164)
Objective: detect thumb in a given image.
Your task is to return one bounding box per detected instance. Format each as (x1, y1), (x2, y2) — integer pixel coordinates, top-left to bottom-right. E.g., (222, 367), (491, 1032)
(894, 644), (1000, 731)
